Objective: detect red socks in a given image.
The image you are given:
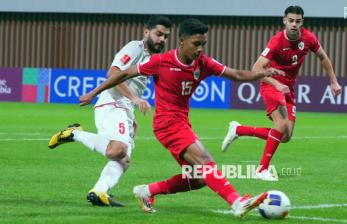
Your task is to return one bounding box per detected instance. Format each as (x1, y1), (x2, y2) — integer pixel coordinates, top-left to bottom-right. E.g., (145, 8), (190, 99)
(235, 125), (284, 171)
(236, 126), (270, 140)
(202, 162), (240, 205)
(148, 162), (240, 206)
(258, 129), (283, 171)
(149, 174), (202, 196)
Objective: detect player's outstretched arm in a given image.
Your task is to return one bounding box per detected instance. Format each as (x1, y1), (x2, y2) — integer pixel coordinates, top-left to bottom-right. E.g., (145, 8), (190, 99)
(108, 66), (146, 104)
(221, 66), (283, 82)
(79, 65), (139, 106)
(107, 66), (121, 78)
(253, 56), (290, 94)
(315, 48), (342, 96)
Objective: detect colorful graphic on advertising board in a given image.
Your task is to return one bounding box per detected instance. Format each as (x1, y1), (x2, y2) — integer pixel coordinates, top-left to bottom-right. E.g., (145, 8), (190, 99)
(0, 68), (22, 101)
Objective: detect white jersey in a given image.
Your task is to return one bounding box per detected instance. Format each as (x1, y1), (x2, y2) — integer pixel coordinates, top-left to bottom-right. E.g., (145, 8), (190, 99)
(95, 40), (150, 112)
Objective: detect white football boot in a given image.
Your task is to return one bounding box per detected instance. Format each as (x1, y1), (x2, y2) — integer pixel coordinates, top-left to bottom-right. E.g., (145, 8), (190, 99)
(232, 192), (268, 218)
(221, 121), (240, 152)
(133, 185), (156, 213)
(255, 169), (278, 181)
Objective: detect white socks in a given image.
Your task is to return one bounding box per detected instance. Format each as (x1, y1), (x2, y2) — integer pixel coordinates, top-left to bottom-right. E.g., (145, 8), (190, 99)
(93, 161), (124, 192)
(72, 130), (126, 193)
(72, 130), (109, 156)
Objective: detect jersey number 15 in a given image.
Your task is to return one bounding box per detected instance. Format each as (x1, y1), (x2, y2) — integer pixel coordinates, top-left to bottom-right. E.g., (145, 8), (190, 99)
(181, 81), (193, 95)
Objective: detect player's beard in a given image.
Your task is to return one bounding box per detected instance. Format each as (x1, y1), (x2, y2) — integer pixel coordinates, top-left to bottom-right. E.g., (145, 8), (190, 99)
(286, 28), (300, 40)
(147, 37), (165, 53)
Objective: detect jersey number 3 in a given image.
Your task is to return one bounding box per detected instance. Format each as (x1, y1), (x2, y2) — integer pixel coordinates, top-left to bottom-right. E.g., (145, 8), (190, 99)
(181, 81), (193, 95)
(292, 55), (298, 65)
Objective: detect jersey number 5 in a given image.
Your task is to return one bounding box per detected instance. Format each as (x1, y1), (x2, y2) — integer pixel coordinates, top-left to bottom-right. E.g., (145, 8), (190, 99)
(181, 81), (193, 95)
(119, 123), (125, 134)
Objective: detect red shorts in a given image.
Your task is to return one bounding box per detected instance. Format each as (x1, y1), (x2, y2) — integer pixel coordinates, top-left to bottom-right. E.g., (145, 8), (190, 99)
(153, 118), (198, 166)
(260, 84), (296, 122)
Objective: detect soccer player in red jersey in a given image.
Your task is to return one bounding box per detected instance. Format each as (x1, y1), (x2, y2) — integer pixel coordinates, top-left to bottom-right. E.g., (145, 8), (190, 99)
(222, 6), (342, 181)
(80, 18), (282, 217)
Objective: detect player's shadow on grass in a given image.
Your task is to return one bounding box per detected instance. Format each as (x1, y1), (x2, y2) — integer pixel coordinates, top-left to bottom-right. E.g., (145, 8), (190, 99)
(2, 194), (142, 209)
(2, 198), (84, 207)
(4, 210), (136, 220)
(1, 198), (138, 219)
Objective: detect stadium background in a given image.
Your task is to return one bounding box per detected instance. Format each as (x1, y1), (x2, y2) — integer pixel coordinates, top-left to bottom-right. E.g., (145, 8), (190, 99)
(0, 0), (346, 112)
(1, 1), (347, 223)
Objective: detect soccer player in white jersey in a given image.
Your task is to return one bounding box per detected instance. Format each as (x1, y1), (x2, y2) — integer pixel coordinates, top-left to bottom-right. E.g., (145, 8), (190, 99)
(48, 16), (172, 206)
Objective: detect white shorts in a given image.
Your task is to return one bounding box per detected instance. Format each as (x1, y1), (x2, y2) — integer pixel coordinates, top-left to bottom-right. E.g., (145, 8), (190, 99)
(94, 104), (136, 156)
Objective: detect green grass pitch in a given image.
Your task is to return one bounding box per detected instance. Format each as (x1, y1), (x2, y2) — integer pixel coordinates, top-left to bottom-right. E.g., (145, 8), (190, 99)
(0, 102), (346, 224)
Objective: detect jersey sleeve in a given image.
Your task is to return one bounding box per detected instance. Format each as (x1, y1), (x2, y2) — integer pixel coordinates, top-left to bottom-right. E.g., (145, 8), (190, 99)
(111, 41), (142, 70)
(137, 53), (161, 77)
(261, 36), (278, 60)
(309, 33), (321, 53)
(205, 56), (226, 77)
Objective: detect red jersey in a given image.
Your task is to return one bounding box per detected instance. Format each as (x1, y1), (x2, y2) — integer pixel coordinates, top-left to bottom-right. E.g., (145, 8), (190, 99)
(137, 49), (226, 121)
(260, 28), (321, 88)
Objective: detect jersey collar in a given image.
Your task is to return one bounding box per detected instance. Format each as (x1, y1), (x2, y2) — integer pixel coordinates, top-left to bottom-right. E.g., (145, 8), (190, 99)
(174, 49), (195, 67)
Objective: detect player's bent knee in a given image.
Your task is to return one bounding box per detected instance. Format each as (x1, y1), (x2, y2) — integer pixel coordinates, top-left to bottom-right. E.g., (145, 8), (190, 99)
(105, 141), (128, 160)
(182, 144), (214, 165)
(280, 122), (293, 143)
(119, 156), (130, 172)
(200, 154), (213, 164)
(192, 178), (206, 189)
(281, 135), (292, 143)
(274, 123), (286, 133)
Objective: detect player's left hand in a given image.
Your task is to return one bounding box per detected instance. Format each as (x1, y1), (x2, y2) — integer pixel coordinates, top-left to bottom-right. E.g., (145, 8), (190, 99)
(330, 82), (342, 96)
(79, 93), (94, 106)
(275, 83), (290, 94)
(264, 68), (285, 77)
(133, 98), (152, 115)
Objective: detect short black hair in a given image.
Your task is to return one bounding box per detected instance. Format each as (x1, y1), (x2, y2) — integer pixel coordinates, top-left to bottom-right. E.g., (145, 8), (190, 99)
(145, 16), (172, 29)
(178, 18), (208, 38)
(284, 5), (304, 17)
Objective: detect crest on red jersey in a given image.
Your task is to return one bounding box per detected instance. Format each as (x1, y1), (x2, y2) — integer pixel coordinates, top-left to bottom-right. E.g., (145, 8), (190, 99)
(298, 42), (304, 50)
(121, 54), (131, 65)
(193, 69), (200, 80)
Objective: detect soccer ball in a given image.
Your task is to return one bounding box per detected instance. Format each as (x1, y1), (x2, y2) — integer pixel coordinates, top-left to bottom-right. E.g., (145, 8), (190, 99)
(258, 190), (290, 219)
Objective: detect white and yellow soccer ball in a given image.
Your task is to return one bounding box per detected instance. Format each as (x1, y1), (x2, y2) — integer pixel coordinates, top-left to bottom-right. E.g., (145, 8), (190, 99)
(258, 190), (291, 219)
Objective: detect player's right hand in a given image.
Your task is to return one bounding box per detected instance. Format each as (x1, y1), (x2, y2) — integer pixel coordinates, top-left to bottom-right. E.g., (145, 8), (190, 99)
(330, 82), (342, 96)
(265, 68), (285, 77)
(133, 98), (152, 115)
(79, 93), (94, 106)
